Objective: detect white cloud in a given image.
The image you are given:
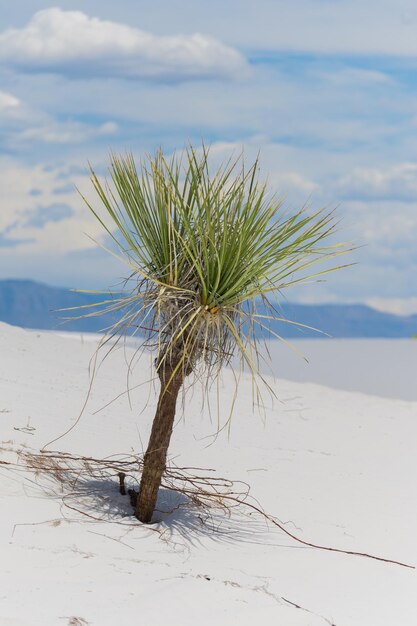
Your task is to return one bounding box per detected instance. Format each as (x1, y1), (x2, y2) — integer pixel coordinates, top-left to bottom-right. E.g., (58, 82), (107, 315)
(344, 198), (417, 246)
(269, 171), (320, 196)
(337, 163), (417, 200)
(0, 90), (21, 112)
(0, 80), (118, 148)
(73, 0), (417, 57)
(0, 159), (107, 254)
(0, 8), (247, 81)
(18, 120), (118, 144)
(366, 297), (417, 316)
(318, 68), (392, 86)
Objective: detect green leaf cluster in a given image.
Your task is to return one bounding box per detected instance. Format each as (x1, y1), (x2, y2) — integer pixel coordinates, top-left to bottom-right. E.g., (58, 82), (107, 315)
(80, 145), (351, 382)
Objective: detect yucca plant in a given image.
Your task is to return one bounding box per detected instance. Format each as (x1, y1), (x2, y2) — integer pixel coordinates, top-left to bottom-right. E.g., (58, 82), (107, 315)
(82, 145), (349, 523)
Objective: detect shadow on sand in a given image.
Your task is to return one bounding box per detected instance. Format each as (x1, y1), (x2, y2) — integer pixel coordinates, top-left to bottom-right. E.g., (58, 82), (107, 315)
(62, 475), (289, 549)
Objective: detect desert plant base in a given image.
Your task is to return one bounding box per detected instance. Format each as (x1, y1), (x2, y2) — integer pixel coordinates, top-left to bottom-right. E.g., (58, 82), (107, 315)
(7, 446), (412, 569)
(135, 362), (185, 523)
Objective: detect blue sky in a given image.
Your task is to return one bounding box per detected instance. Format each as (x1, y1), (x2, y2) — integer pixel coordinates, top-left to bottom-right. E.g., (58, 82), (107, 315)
(1, 2), (417, 314)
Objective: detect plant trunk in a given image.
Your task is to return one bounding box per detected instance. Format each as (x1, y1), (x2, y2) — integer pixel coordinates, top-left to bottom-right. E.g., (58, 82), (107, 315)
(135, 360), (185, 523)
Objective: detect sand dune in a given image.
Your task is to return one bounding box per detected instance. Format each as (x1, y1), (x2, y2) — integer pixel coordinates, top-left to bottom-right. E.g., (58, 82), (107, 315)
(1, 323), (416, 625)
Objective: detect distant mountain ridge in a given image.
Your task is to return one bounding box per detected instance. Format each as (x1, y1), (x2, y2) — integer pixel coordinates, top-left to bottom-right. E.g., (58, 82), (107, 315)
(0, 279), (116, 333)
(0, 279), (416, 338)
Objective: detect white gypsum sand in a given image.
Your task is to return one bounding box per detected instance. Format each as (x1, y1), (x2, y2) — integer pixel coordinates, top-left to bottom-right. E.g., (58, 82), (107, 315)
(0, 322), (416, 626)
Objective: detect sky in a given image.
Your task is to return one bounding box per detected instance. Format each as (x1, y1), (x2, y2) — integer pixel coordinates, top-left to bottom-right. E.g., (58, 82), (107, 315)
(1, 2), (417, 314)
